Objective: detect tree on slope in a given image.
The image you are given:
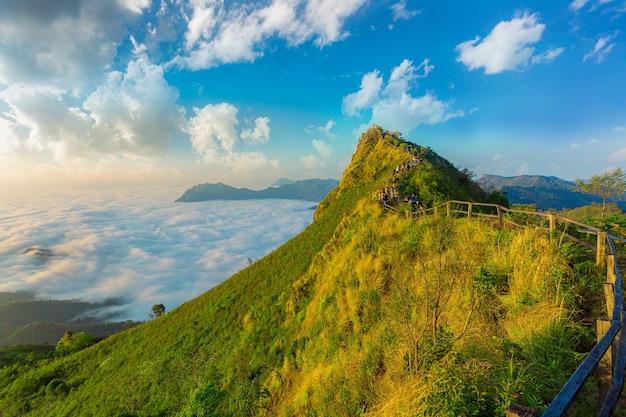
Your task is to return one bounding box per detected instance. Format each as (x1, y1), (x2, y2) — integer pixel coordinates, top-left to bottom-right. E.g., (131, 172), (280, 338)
(149, 303), (166, 319)
(572, 167), (626, 216)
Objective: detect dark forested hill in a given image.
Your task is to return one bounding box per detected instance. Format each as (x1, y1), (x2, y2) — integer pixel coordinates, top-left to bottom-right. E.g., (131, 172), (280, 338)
(0, 127), (600, 416)
(0, 292), (137, 346)
(175, 178), (339, 202)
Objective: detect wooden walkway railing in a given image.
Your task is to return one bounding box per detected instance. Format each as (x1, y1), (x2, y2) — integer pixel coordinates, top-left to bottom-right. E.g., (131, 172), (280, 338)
(399, 199), (625, 416)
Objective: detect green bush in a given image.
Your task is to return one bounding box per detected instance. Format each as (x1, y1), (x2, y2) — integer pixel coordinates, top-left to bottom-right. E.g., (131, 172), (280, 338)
(55, 331), (95, 356)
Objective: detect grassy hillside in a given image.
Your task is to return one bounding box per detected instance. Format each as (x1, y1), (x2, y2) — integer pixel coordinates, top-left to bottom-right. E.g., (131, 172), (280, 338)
(0, 127), (604, 416)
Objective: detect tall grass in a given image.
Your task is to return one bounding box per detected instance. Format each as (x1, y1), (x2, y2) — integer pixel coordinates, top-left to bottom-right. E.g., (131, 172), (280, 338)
(266, 201), (602, 416)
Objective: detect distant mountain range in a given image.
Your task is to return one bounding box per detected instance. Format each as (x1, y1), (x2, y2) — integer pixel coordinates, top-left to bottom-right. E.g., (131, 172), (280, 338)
(477, 174), (626, 211)
(175, 178), (339, 203)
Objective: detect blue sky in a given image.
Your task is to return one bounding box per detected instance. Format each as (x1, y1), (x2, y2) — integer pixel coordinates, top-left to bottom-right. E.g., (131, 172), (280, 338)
(1, 0), (625, 189)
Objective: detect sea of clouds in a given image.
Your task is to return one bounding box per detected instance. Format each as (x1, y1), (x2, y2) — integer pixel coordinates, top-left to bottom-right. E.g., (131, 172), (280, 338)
(0, 187), (316, 321)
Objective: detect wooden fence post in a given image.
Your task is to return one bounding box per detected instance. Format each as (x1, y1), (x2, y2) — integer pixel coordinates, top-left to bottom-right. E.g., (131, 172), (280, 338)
(607, 255), (616, 284)
(597, 231), (607, 267)
(446, 201), (451, 217)
(604, 283), (615, 319)
(597, 318), (613, 410)
(497, 206), (503, 228)
(467, 202), (473, 219)
(549, 214), (556, 232)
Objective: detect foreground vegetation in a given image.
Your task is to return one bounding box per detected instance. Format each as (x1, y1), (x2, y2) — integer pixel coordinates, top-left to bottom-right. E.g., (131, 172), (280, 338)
(0, 127), (607, 416)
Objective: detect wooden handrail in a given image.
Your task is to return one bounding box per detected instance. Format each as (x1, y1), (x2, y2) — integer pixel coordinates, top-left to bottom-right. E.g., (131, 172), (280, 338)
(542, 230), (623, 417)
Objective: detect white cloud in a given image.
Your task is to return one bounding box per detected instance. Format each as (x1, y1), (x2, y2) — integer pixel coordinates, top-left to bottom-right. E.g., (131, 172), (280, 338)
(301, 139), (332, 169)
(584, 33), (618, 63)
(304, 0), (367, 47)
(188, 103), (240, 160)
(119, 0), (151, 14)
(516, 162), (532, 175)
(391, 0), (421, 21)
(342, 59), (462, 134)
(83, 55), (185, 157)
(0, 0), (148, 92)
(0, 86), (91, 160)
(0, 188), (315, 320)
(0, 115), (21, 158)
(612, 126), (626, 132)
(0, 53), (184, 163)
(183, 0), (221, 49)
(531, 47), (565, 64)
(313, 139), (332, 159)
(319, 119), (336, 137)
(456, 12), (560, 74)
(385, 59), (430, 96)
(569, 0), (591, 11)
(301, 154), (324, 169)
(187, 103), (279, 180)
(241, 116), (271, 144)
(224, 151), (280, 177)
(569, 0), (620, 12)
(0, 1), (189, 185)
(342, 71), (384, 116)
(610, 147), (626, 161)
(571, 142), (580, 149)
(175, 0), (367, 70)
(305, 119), (336, 137)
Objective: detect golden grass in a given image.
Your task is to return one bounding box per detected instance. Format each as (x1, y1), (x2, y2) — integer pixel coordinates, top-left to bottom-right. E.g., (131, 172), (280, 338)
(268, 195), (600, 416)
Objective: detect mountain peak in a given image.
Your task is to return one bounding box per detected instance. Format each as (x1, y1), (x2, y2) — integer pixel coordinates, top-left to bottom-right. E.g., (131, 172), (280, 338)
(270, 178), (296, 187)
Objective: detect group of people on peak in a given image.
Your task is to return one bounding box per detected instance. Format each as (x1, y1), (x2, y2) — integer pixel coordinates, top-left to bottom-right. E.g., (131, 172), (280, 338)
(377, 187), (426, 212)
(394, 156), (421, 176)
(376, 154), (426, 213)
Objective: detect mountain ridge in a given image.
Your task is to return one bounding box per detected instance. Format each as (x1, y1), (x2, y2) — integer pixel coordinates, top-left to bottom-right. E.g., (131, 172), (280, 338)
(175, 178), (339, 202)
(478, 173), (626, 210)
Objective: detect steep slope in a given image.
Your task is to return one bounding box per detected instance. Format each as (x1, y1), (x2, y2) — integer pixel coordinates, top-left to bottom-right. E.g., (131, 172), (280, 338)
(0, 127), (601, 416)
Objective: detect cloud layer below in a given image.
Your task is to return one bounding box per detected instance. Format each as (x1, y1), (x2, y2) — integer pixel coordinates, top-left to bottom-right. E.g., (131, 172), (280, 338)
(0, 187), (315, 320)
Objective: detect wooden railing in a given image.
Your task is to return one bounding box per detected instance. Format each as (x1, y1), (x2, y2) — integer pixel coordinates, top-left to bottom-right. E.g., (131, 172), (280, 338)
(401, 200), (625, 416)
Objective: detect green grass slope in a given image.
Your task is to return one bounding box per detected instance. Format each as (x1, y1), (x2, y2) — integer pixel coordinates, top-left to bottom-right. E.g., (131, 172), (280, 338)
(0, 127), (604, 416)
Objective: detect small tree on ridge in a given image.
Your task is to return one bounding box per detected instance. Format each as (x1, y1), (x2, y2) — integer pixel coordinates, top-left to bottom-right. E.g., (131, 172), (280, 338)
(572, 167), (626, 216)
